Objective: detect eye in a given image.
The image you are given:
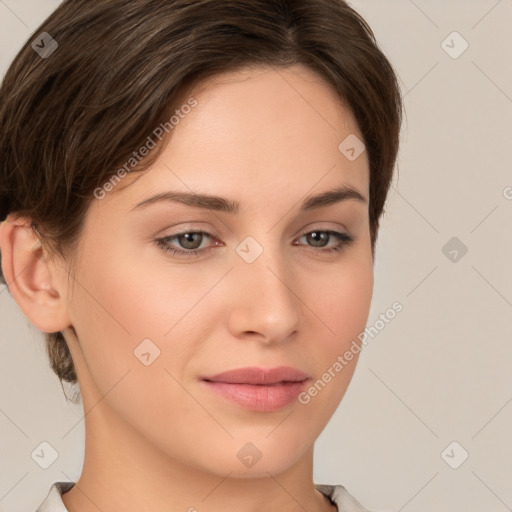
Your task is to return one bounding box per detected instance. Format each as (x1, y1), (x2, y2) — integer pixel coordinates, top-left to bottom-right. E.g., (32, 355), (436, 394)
(294, 229), (355, 254)
(155, 231), (216, 258)
(154, 228), (355, 258)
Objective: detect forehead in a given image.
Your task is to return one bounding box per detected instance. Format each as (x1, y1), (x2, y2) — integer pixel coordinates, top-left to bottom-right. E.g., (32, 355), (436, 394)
(108, 63), (368, 210)
(189, 63), (360, 140)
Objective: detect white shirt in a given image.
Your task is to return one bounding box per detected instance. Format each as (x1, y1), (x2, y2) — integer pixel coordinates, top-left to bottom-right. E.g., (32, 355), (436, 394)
(35, 481), (374, 511)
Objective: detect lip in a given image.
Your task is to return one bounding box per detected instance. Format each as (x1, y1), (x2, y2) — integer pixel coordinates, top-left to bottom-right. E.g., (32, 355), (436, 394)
(200, 366), (310, 412)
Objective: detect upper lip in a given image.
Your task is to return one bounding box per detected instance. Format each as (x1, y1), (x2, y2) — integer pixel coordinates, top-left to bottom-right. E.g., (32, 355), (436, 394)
(202, 366), (310, 385)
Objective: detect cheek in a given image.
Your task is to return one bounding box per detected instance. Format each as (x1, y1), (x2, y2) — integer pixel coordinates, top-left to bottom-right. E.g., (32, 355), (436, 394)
(300, 254), (373, 392)
(332, 263), (373, 339)
(67, 251), (211, 438)
(70, 258), (175, 354)
(291, 262), (373, 426)
(307, 253), (374, 347)
(68, 236), (222, 388)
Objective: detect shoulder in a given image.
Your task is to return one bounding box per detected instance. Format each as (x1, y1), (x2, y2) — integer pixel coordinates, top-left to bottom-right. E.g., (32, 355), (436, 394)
(35, 481), (75, 512)
(315, 483), (385, 512)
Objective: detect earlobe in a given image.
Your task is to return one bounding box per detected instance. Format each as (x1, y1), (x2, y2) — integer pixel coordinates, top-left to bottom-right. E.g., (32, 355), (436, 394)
(0, 215), (71, 333)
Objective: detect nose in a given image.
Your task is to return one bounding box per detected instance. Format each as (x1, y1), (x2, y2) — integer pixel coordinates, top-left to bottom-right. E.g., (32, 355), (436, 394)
(226, 246), (301, 345)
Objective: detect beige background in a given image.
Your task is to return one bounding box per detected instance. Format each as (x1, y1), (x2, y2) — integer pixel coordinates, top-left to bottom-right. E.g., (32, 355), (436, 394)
(1, 1), (511, 511)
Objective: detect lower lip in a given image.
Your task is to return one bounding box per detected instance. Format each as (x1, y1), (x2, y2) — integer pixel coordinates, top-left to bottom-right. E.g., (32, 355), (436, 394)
(201, 379), (309, 412)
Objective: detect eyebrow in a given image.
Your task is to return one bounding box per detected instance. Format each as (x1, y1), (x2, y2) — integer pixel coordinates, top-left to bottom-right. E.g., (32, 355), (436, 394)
(131, 184), (367, 214)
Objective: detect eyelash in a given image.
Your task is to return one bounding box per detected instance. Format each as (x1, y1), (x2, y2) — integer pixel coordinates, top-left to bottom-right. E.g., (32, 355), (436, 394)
(154, 228), (355, 258)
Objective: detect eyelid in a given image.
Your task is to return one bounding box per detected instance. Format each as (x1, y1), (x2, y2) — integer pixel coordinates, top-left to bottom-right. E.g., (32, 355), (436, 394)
(298, 222), (348, 235)
(155, 223), (221, 240)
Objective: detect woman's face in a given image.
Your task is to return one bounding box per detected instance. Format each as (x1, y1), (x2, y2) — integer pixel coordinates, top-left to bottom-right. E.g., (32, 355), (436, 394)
(58, 63), (373, 477)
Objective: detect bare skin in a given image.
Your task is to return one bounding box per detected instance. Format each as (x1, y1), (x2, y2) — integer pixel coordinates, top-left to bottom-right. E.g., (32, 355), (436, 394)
(0, 63), (373, 512)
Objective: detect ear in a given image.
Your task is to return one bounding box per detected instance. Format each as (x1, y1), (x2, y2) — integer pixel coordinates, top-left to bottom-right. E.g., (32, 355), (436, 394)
(0, 215), (71, 333)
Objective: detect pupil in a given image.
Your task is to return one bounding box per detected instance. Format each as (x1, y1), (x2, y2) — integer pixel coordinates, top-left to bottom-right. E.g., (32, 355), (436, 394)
(181, 233), (201, 249)
(309, 231), (327, 247)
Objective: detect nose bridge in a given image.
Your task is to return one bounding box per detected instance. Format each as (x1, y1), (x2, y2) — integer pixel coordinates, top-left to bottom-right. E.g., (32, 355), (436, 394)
(229, 233), (301, 338)
(236, 231), (291, 293)
(245, 243), (290, 296)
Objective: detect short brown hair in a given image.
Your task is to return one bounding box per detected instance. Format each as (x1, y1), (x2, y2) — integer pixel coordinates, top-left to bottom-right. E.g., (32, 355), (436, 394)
(0, 0), (402, 387)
